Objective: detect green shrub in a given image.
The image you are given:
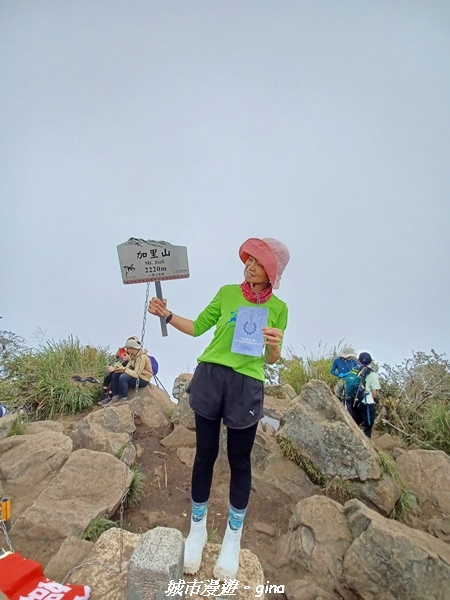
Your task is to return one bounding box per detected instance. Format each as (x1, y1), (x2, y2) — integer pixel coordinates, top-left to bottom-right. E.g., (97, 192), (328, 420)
(379, 350), (450, 454)
(0, 336), (110, 418)
(277, 342), (347, 395)
(81, 516), (117, 542)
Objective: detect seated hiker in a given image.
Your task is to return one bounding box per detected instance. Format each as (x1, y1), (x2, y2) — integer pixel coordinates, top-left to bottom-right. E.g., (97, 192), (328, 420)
(330, 346), (358, 400)
(349, 352), (380, 438)
(103, 337), (153, 405)
(98, 347), (130, 405)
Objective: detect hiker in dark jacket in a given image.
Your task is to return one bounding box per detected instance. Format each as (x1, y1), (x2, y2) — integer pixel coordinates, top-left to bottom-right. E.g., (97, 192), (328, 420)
(352, 352), (381, 438)
(330, 346), (358, 400)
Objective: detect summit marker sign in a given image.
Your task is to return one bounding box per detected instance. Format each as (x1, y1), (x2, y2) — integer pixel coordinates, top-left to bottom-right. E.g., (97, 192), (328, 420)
(117, 238), (189, 285)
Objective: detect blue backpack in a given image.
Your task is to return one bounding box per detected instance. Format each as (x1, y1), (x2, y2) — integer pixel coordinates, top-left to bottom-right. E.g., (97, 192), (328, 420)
(150, 356), (159, 376)
(344, 366), (368, 405)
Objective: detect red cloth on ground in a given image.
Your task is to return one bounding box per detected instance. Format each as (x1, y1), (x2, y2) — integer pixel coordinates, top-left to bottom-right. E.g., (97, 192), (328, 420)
(0, 552), (91, 600)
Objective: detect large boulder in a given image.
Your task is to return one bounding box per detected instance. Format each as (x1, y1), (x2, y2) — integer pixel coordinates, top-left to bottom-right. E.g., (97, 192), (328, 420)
(0, 431), (73, 518)
(71, 404), (135, 456)
(130, 384), (174, 428)
(354, 473), (402, 516)
(274, 496), (352, 595)
(273, 495), (450, 599)
(44, 535), (94, 582)
(251, 430), (321, 506)
(160, 425), (196, 448)
(71, 527), (140, 600)
(277, 380), (381, 481)
(129, 395), (170, 428)
(25, 421), (65, 435)
(343, 499), (450, 599)
(10, 449), (133, 564)
(396, 449), (450, 520)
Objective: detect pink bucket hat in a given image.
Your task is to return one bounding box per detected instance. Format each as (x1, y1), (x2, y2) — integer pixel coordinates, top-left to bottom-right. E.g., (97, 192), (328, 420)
(239, 237), (290, 289)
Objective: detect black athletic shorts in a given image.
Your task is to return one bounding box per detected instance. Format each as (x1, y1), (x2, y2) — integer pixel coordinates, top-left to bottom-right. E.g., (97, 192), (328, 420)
(187, 362), (264, 429)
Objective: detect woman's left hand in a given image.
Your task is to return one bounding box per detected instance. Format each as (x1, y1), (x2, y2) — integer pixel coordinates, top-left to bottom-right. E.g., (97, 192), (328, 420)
(262, 327), (283, 346)
(114, 366), (125, 373)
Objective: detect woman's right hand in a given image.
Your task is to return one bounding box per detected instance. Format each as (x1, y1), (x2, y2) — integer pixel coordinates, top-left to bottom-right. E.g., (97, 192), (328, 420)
(148, 297), (168, 317)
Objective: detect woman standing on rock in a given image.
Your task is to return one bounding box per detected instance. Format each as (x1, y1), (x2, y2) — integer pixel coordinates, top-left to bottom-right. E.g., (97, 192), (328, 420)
(147, 237), (290, 580)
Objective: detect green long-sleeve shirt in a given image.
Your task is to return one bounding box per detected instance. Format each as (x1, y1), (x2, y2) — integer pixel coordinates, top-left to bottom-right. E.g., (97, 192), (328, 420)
(194, 284), (288, 381)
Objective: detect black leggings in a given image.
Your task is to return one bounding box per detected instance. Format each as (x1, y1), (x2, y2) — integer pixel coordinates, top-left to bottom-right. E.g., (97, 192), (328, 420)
(191, 413), (258, 510)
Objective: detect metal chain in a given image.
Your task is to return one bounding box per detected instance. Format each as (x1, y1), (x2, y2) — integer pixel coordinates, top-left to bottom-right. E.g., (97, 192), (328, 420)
(118, 282), (151, 571)
(1, 519), (14, 553)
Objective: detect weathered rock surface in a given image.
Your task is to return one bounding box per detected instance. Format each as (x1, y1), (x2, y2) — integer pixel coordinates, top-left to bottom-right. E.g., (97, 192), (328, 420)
(373, 432), (402, 452)
(284, 578), (335, 600)
(396, 449), (450, 520)
(134, 382), (176, 413)
(71, 404), (135, 455)
(44, 535), (95, 582)
(70, 527), (140, 600)
(177, 446), (196, 468)
(160, 424), (196, 448)
(277, 380), (381, 481)
(427, 515), (450, 544)
(275, 495), (450, 599)
(25, 420), (65, 435)
(130, 386), (173, 428)
(354, 473), (402, 516)
(171, 373), (195, 430)
(275, 496), (352, 594)
(11, 449), (132, 546)
(251, 431), (321, 505)
(343, 499), (450, 599)
(0, 413), (16, 439)
(188, 542), (266, 600)
(0, 431), (73, 518)
(69, 527), (265, 600)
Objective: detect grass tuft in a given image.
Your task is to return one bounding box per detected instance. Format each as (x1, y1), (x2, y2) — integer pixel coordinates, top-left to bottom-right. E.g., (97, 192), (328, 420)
(323, 477), (359, 503)
(125, 465), (147, 508)
(390, 489), (421, 523)
(115, 443), (129, 461)
(376, 450), (402, 484)
(278, 437), (326, 486)
(7, 415), (27, 436)
(80, 516), (117, 542)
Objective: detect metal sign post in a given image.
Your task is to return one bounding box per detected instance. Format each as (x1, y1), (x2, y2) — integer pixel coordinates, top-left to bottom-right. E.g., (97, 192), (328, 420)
(117, 238), (189, 337)
(154, 280), (167, 337)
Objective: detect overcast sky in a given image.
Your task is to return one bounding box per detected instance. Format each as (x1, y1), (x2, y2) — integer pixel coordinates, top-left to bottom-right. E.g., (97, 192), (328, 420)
(1, 1), (449, 397)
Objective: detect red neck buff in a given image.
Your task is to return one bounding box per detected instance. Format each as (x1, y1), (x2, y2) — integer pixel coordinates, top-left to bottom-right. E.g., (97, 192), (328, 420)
(240, 281), (272, 304)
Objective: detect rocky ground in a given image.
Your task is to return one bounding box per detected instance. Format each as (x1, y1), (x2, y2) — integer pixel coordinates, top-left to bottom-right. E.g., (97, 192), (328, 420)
(121, 416), (293, 591)
(3, 378), (450, 600)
